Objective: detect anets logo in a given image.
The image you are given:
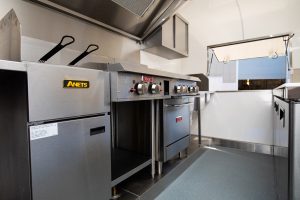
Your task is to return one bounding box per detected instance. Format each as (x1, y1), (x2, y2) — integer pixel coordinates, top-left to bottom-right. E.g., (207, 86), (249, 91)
(63, 80), (89, 89)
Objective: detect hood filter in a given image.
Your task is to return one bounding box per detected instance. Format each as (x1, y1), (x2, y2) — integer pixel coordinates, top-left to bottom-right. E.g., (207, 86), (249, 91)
(111, 0), (155, 17)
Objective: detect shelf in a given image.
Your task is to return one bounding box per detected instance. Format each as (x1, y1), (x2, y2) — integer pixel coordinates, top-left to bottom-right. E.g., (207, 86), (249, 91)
(111, 148), (151, 186)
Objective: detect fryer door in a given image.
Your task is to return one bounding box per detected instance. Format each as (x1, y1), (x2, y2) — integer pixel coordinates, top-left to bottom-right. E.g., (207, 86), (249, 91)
(29, 115), (111, 200)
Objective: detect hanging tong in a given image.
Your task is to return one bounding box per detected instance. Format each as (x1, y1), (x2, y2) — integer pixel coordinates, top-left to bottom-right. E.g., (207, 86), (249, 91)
(69, 44), (99, 66)
(39, 35), (75, 63)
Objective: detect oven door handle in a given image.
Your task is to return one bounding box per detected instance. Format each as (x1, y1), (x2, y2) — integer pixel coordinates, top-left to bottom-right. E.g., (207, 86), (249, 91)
(164, 103), (192, 107)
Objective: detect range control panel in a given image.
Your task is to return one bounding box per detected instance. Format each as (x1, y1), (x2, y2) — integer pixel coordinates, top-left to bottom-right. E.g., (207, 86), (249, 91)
(170, 79), (199, 97)
(110, 72), (199, 102)
(131, 75), (163, 95)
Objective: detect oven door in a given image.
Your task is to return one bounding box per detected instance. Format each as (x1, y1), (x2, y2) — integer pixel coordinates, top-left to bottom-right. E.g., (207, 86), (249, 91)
(163, 99), (190, 146)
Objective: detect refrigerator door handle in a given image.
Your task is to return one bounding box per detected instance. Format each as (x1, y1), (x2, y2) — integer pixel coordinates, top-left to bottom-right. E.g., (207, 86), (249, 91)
(280, 109), (285, 127)
(90, 126), (106, 136)
(275, 103), (279, 113)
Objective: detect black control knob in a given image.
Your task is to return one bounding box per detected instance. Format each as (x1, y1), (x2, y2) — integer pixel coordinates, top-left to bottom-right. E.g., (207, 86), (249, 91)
(149, 83), (160, 94)
(135, 83), (147, 95)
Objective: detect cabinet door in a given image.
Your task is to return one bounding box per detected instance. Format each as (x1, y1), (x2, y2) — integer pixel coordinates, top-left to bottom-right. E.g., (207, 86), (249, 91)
(274, 97), (289, 200)
(174, 15), (188, 55)
(162, 17), (174, 50)
(30, 115), (111, 200)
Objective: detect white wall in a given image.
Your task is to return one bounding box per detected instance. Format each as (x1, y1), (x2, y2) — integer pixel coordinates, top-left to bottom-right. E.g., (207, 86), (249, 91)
(200, 90), (274, 145)
(142, 0), (300, 75)
(0, 0), (141, 64)
(140, 51), (183, 73)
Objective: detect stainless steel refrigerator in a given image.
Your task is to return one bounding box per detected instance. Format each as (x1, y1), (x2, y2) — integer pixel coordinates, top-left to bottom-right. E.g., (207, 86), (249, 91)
(273, 85), (300, 200)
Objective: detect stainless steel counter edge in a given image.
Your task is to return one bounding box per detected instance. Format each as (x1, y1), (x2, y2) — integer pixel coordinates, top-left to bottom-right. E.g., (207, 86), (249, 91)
(81, 62), (200, 82)
(0, 60), (110, 73)
(274, 83), (300, 90)
(0, 60), (27, 72)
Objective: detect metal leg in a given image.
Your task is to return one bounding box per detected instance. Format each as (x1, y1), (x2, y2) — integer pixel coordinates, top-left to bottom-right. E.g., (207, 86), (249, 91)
(151, 100), (155, 178)
(155, 100), (160, 176)
(158, 161), (163, 175)
(111, 187), (120, 200)
(196, 97), (201, 145)
(179, 148), (188, 159)
(185, 148), (189, 156)
(111, 103), (115, 149)
(179, 151), (184, 159)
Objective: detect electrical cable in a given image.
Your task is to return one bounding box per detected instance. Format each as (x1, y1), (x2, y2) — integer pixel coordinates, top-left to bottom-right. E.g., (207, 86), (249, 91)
(235, 0), (245, 40)
(207, 50), (214, 76)
(283, 33), (295, 71)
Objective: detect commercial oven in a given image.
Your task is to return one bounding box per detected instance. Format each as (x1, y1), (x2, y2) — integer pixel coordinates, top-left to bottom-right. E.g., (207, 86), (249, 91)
(157, 98), (191, 163)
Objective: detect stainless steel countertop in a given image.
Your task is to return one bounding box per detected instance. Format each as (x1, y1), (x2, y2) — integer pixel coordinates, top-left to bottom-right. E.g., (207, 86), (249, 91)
(0, 60), (200, 82)
(82, 62), (200, 82)
(0, 60), (26, 72)
(274, 83), (300, 90)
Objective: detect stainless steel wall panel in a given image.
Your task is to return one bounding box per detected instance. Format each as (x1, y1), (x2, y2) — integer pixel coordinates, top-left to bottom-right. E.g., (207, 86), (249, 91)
(27, 63), (110, 122)
(201, 137), (273, 155)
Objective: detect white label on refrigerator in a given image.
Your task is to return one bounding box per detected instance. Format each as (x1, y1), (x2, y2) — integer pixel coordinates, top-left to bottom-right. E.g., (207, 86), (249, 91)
(30, 123), (58, 141)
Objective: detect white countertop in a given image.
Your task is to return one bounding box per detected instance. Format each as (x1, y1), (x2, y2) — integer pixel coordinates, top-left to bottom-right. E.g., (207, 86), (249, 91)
(274, 83), (300, 90)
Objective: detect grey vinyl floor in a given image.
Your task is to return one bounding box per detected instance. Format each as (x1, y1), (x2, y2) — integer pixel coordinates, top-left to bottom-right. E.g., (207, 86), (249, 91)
(155, 146), (276, 200)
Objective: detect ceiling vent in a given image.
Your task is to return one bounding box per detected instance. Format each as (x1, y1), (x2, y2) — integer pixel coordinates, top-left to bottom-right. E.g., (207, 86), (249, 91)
(111, 0), (155, 17)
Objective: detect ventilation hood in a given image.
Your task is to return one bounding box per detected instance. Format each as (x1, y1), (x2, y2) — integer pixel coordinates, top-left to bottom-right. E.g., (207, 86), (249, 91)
(28, 0), (187, 41)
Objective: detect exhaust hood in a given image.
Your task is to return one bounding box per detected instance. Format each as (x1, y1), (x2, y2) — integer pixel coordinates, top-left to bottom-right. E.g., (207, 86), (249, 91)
(28, 0), (187, 41)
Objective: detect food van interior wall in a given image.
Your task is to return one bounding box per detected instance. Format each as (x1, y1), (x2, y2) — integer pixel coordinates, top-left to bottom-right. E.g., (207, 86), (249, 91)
(141, 0), (300, 75)
(0, 0), (141, 64)
(200, 90), (273, 145)
(142, 0), (300, 147)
